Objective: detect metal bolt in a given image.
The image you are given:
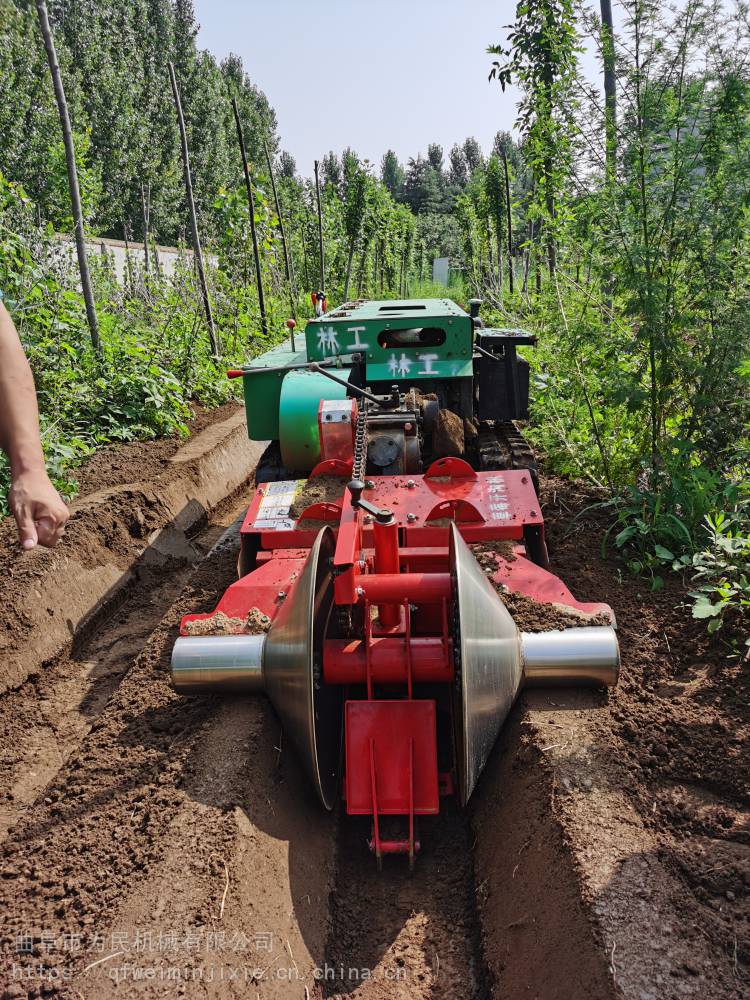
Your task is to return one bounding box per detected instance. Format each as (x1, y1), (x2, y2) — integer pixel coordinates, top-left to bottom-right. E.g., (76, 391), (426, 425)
(277, 590), (286, 600)
(356, 586), (365, 598)
(406, 512), (417, 523)
(406, 480), (416, 489)
(365, 480), (375, 489)
(363, 514), (373, 524)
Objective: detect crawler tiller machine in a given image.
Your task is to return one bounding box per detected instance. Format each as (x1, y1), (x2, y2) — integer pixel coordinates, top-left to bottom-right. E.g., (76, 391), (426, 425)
(172, 299), (619, 865)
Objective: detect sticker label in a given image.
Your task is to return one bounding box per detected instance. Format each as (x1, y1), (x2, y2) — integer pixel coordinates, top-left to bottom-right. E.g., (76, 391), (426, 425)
(253, 479), (305, 530)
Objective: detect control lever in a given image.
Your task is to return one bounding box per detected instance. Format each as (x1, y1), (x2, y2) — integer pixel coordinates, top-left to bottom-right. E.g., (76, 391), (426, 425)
(347, 479), (394, 524)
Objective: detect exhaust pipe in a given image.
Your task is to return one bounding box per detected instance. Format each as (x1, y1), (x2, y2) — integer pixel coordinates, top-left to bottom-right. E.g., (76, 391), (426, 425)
(171, 634), (266, 694)
(521, 626), (620, 688)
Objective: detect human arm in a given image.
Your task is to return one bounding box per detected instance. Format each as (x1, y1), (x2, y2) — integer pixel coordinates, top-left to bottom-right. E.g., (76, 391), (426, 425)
(0, 300), (69, 548)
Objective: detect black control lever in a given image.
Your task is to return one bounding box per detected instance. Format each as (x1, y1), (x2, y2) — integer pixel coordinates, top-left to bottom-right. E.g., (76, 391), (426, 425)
(347, 479), (393, 524)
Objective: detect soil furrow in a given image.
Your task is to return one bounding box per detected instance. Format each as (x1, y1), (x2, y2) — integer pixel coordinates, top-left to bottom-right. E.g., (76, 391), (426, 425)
(0, 454), (746, 999)
(324, 811), (490, 1000)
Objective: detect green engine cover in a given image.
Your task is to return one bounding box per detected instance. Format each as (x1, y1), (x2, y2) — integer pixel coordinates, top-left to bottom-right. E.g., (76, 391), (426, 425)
(279, 367), (351, 472)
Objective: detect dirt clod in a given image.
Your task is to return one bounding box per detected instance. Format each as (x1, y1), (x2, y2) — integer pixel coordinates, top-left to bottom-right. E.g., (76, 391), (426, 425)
(497, 589), (611, 632)
(183, 606), (271, 635)
(470, 539), (517, 573)
(432, 408), (465, 457)
(289, 475), (346, 518)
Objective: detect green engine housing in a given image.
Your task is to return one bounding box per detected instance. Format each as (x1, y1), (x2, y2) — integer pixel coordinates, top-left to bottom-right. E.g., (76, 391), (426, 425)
(238, 298), (533, 474)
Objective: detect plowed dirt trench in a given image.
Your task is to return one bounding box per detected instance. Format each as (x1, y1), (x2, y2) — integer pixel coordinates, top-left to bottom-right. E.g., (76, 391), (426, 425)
(0, 445), (746, 999)
(0, 497), (609, 1000)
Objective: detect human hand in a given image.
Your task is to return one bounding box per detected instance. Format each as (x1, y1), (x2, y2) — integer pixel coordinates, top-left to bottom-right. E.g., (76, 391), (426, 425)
(9, 468), (70, 549)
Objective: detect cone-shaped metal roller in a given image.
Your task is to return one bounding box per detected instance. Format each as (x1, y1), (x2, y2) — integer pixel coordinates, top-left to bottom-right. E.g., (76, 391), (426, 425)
(172, 528), (342, 811)
(448, 524), (620, 807)
(262, 526), (342, 811)
(449, 523), (523, 807)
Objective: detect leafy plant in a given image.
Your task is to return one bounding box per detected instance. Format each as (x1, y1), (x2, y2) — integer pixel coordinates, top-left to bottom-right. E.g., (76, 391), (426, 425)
(689, 511), (750, 647)
(603, 464), (741, 590)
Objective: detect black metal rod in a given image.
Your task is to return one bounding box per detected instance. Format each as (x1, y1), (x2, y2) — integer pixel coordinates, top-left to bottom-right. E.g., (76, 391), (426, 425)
(233, 359), (381, 406)
(309, 364), (380, 403)
(474, 343), (500, 361)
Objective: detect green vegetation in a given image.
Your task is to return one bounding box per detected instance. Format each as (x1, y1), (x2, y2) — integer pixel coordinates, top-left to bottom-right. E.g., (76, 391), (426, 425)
(479, 0), (750, 648)
(0, 0), (747, 648)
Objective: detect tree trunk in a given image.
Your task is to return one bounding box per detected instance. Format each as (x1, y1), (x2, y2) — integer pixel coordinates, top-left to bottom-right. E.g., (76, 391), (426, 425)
(140, 181), (150, 276)
(300, 215), (312, 293)
(600, 0), (617, 181)
(36, 0), (100, 353)
(343, 239), (355, 300)
(356, 239), (370, 297)
(285, 211), (300, 304)
(543, 157), (556, 275)
(263, 140), (297, 320)
(314, 160), (325, 294)
(123, 220), (134, 297)
(232, 98), (267, 338)
(501, 148), (514, 294)
(496, 229), (504, 300)
(168, 61), (219, 355)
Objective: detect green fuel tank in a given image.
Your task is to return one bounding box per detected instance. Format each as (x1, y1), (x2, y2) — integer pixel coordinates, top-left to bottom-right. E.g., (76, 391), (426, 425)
(278, 367), (352, 472)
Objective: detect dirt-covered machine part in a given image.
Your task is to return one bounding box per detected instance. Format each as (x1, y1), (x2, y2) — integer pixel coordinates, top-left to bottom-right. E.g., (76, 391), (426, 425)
(179, 299), (620, 865)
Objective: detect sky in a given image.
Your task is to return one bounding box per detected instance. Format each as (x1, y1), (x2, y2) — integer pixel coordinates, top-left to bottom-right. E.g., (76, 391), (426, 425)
(193, 0), (540, 174)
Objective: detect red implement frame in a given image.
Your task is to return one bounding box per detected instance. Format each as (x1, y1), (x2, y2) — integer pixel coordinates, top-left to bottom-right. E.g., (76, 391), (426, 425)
(184, 453), (615, 866)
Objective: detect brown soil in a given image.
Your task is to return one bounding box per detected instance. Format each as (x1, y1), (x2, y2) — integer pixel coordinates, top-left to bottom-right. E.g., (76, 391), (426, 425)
(470, 539), (518, 573)
(471, 712), (617, 1000)
(463, 417), (479, 442)
(0, 456), (746, 1000)
(73, 401), (242, 496)
(296, 517), (337, 531)
(499, 591), (611, 631)
(432, 409), (465, 458)
(289, 475), (346, 519)
(183, 607), (271, 636)
(524, 473), (750, 997)
(324, 812), (489, 999)
(0, 520), (334, 999)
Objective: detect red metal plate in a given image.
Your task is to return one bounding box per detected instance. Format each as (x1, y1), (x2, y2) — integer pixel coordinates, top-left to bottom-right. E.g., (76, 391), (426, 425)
(492, 554), (616, 623)
(344, 700), (439, 816)
(180, 551), (308, 635)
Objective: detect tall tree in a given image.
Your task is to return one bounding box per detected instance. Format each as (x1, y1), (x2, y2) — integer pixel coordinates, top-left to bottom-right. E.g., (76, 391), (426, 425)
(278, 150), (297, 178)
(448, 144), (468, 187)
(462, 136), (484, 174)
(36, 0), (100, 352)
(381, 149), (404, 199)
(321, 150), (342, 191)
(342, 155), (369, 299)
(485, 155), (505, 294)
(600, 0), (617, 180)
(489, 0), (579, 275)
(427, 143), (445, 175)
(168, 59), (218, 355)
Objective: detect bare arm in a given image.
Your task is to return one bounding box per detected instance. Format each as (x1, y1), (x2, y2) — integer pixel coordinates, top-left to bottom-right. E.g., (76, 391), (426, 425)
(0, 300), (69, 548)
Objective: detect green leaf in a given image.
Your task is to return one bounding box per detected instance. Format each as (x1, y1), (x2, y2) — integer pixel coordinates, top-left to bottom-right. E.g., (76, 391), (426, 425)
(691, 601), (723, 619)
(615, 525), (637, 547)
